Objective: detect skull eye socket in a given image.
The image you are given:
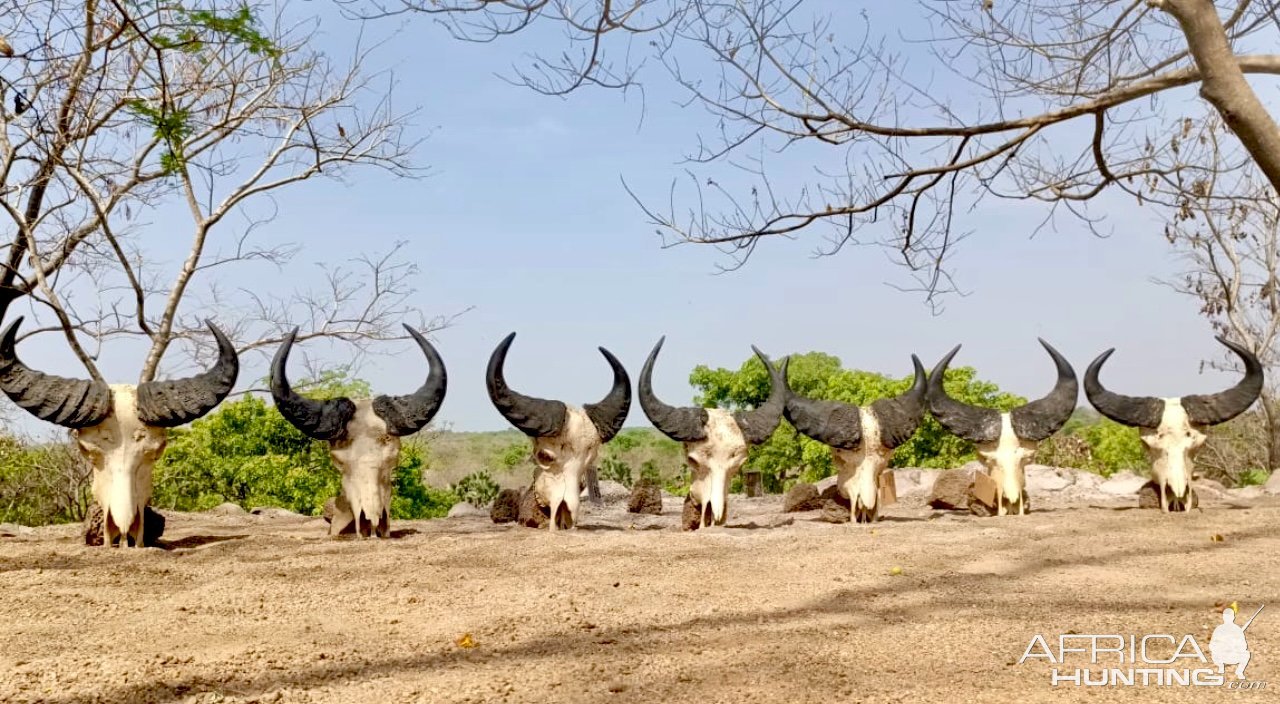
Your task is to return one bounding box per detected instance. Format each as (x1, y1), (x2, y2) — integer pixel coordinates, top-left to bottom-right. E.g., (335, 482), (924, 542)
(535, 449), (556, 466)
(685, 453), (700, 469)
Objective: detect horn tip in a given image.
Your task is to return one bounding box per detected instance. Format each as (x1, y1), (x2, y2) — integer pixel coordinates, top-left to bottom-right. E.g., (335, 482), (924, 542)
(1, 315), (23, 338)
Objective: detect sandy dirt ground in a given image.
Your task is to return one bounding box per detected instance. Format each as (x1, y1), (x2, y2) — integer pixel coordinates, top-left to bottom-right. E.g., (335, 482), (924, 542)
(0, 484), (1277, 704)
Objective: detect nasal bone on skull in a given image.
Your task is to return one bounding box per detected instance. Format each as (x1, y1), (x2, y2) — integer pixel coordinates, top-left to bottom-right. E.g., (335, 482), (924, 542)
(707, 467), (728, 524)
(997, 415), (1024, 500)
(104, 456), (141, 543)
(547, 461), (583, 530)
(344, 462), (388, 528)
(1165, 453), (1192, 497)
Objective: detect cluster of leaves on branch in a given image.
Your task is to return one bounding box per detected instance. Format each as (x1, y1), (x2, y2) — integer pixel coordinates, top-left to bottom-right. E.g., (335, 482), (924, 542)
(153, 4), (282, 58)
(129, 3), (283, 175)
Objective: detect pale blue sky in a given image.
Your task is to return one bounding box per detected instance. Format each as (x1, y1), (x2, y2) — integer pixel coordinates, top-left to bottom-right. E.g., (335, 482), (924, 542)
(3, 1), (1262, 438)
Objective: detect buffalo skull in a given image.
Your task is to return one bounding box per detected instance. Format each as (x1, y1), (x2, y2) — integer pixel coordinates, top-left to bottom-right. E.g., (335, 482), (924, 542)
(1084, 336), (1262, 512)
(784, 356), (927, 523)
(271, 325), (447, 537)
(639, 337), (787, 530)
(486, 332), (631, 531)
(0, 316), (239, 547)
(927, 339), (1077, 516)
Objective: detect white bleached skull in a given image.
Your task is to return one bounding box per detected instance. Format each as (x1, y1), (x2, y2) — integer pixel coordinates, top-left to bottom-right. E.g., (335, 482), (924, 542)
(1084, 336), (1262, 512)
(0, 316), (239, 547)
(638, 337), (787, 529)
(271, 325), (447, 538)
(927, 339), (1078, 516)
(784, 356), (927, 523)
(486, 332), (631, 530)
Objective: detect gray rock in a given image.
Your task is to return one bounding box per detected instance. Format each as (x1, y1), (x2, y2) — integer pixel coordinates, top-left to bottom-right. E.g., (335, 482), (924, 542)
(582, 479), (630, 504)
(627, 481), (663, 515)
(1026, 465), (1072, 493)
(1263, 470), (1280, 495)
(782, 483), (823, 512)
(1231, 486), (1265, 500)
(1071, 470), (1105, 491)
(0, 523), (24, 537)
(1099, 470), (1149, 496)
(893, 468), (933, 495)
(490, 488), (521, 523)
(250, 506), (304, 519)
(447, 502), (488, 518)
(1193, 477), (1227, 498)
(206, 502), (247, 516)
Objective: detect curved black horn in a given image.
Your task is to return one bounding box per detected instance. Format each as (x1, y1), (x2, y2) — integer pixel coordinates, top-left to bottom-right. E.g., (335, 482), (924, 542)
(270, 328), (355, 441)
(0, 316), (112, 428)
(638, 337), (707, 442)
(583, 347), (631, 442)
(1084, 347), (1164, 428)
(926, 345), (1002, 443)
(136, 320), (239, 428)
(783, 367), (862, 450)
(1009, 339), (1078, 441)
(1182, 336), (1264, 426)
(485, 332), (567, 438)
(371, 325), (447, 437)
(733, 346), (788, 445)
(869, 354), (928, 448)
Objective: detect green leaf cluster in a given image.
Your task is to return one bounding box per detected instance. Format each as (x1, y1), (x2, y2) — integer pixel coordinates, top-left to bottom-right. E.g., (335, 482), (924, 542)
(450, 470), (500, 507)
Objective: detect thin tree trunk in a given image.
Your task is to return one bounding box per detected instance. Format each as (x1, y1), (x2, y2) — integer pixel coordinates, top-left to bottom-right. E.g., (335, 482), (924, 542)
(585, 466), (602, 505)
(1262, 392), (1280, 473)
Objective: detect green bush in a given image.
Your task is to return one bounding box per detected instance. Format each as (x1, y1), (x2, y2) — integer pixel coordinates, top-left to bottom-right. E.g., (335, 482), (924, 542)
(393, 445), (457, 518)
(450, 470), (499, 507)
(1237, 468), (1270, 487)
(153, 373), (450, 517)
(0, 435), (90, 526)
(152, 395), (340, 514)
(1074, 419), (1147, 476)
(598, 455), (634, 487)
